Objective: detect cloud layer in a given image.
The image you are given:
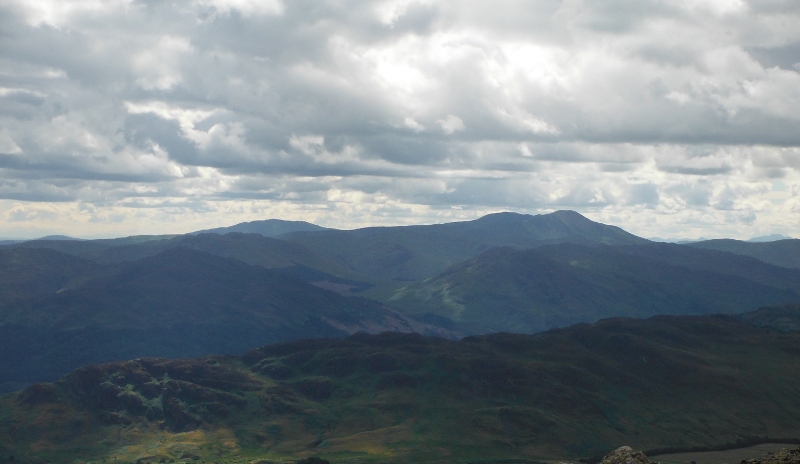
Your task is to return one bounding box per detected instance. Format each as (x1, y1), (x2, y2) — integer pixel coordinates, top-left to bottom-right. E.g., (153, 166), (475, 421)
(1, 0), (799, 238)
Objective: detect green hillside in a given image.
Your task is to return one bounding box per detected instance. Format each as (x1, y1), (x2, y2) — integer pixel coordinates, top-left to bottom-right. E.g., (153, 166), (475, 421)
(387, 244), (800, 334)
(2, 313), (800, 463)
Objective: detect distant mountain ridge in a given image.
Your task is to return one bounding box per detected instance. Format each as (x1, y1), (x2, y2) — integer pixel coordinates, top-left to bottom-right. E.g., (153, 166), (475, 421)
(192, 218), (327, 237)
(690, 239), (800, 269)
(749, 234), (793, 242)
(284, 210), (650, 281)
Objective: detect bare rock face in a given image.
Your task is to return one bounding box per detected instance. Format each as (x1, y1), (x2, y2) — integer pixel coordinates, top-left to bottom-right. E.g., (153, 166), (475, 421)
(600, 446), (652, 464)
(743, 447), (800, 464)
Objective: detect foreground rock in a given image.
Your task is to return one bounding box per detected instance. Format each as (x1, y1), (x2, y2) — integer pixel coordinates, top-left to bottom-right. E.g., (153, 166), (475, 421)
(744, 447), (800, 464)
(600, 446), (653, 464)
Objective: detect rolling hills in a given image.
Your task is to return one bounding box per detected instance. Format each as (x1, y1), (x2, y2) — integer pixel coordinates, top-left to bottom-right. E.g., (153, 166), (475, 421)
(0, 247), (444, 392)
(387, 243), (800, 334)
(2, 312), (800, 463)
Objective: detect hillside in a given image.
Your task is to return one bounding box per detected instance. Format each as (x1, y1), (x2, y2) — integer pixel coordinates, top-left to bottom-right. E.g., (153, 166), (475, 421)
(2, 313), (800, 463)
(689, 239), (800, 269)
(286, 210), (649, 281)
(388, 244), (800, 334)
(737, 304), (800, 332)
(0, 247), (443, 392)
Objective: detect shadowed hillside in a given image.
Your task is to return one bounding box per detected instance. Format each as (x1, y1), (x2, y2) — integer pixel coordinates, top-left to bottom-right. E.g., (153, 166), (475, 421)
(388, 244), (800, 334)
(2, 313), (800, 463)
(0, 247), (445, 392)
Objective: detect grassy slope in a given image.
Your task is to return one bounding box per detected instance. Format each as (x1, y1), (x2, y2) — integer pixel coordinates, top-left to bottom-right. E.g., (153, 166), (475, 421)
(689, 239), (800, 269)
(2, 314), (800, 463)
(286, 211), (649, 282)
(387, 244), (800, 334)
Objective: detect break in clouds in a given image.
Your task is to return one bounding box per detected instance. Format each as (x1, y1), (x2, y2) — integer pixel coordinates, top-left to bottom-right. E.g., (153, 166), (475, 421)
(1, 0), (799, 238)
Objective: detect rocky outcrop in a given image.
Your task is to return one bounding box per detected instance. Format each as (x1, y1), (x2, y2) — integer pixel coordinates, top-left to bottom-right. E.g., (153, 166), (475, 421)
(600, 446), (653, 464)
(743, 447), (800, 464)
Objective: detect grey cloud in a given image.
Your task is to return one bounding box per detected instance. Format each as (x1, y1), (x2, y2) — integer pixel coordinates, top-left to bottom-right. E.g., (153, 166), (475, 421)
(747, 43), (800, 70)
(626, 183), (659, 206)
(659, 166), (733, 176)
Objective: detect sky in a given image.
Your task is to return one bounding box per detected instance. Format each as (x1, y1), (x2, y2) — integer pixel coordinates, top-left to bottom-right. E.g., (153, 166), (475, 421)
(1, 0), (799, 239)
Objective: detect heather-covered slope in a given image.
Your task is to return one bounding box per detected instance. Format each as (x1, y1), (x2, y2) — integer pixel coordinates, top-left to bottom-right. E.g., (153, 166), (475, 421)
(2, 313), (800, 463)
(387, 244), (800, 334)
(286, 210), (649, 281)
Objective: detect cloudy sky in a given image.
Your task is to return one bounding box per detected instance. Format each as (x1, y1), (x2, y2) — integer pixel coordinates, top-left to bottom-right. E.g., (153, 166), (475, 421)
(1, 0), (799, 239)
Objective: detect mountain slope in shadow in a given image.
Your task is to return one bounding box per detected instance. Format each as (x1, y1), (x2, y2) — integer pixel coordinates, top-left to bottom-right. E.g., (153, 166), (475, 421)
(0, 247), (443, 392)
(388, 243), (800, 334)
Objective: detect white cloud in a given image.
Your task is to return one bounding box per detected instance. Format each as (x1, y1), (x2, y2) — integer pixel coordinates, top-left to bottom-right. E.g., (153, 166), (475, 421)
(0, 130), (23, 155)
(132, 36), (193, 91)
(437, 114), (465, 134)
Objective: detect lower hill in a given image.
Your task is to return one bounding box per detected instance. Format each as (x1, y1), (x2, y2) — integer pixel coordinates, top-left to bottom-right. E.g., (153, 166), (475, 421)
(387, 244), (800, 334)
(0, 247), (445, 392)
(2, 312), (800, 463)
(737, 304), (800, 332)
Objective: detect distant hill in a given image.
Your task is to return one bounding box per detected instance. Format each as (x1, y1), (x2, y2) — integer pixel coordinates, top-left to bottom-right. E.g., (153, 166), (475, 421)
(286, 210), (650, 281)
(689, 239), (800, 269)
(192, 219), (327, 237)
(0, 247), (445, 392)
(10, 232), (372, 286)
(749, 234), (793, 242)
(34, 234), (82, 241)
(0, 248), (99, 304)
(3, 313), (800, 463)
(8, 234), (176, 257)
(387, 243), (800, 334)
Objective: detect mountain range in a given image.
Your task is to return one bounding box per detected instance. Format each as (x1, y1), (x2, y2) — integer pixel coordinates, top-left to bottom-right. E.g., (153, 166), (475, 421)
(2, 211), (800, 392)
